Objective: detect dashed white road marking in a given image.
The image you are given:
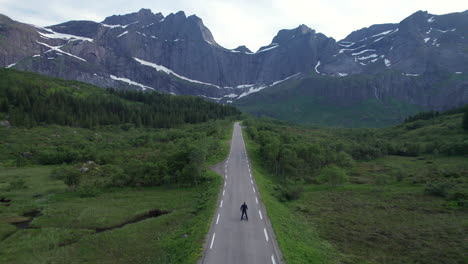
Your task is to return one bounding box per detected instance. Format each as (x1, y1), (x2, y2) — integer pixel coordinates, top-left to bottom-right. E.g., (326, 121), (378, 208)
(251, 179), (253, 184)
(271, 255), (276, 264)
(259, 210), (263, 220)
(223, 189), (225, 196)
(216, 214), (220, 224)
(224, 182), (226, 187)
(264, 228), (269, 242)
(256, 197), (258, 204)
(252, 187), (256, 193)
(220, 200), (223, 208)
(210, 233), (216, 249)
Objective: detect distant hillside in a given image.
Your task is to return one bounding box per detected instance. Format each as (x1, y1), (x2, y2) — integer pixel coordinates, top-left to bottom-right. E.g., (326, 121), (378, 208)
(0, 69), (240, 128)
(235, 71), (468, 127)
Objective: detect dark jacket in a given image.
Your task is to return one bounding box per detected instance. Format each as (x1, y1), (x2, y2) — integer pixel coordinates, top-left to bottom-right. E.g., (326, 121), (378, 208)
(240, 203), (248, 212)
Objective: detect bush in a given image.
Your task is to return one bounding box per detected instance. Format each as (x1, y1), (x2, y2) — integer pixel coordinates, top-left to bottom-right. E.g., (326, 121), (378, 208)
(50, 166), (81, 189)
(424, 181), (452, 198)
(275, 184), (304, 201)
(317, 166), (349, 187)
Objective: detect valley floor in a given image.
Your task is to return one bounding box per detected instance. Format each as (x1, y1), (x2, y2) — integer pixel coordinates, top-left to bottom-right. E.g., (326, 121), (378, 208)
(0, 121), (234, 264)
(245, 138), (468, 264)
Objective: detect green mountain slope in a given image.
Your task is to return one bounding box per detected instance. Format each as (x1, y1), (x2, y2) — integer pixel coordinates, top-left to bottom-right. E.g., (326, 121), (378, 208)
(235, 71), (468, 128)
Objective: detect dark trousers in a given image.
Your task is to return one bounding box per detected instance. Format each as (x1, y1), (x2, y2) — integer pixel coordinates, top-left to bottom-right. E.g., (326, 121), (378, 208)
(241, 210), (248, 220)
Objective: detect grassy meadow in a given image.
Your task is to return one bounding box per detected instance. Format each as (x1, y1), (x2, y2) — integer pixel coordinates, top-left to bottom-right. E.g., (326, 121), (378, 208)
(243, 109), (468, 264)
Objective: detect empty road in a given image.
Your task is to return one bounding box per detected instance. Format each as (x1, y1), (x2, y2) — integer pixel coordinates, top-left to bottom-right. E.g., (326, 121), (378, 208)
(201, 122), (282, 264)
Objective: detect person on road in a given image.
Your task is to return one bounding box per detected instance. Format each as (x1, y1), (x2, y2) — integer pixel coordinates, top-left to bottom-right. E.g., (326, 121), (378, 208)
(240, 202), (248, 221)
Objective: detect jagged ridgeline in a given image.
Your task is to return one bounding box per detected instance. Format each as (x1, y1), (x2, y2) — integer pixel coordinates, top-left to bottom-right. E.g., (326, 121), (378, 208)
(0, 69), (240, 128)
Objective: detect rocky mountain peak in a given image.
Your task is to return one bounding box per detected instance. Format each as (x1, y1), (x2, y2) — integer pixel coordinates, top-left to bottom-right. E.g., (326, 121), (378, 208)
(233, 45), (252, 53)
(272, 24), (316, 44)
(102, 8), (163, 26)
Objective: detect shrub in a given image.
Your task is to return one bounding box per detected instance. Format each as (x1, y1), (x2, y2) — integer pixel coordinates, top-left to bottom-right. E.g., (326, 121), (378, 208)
(317, 165), (349, 187)
(275, 184), (304, 201)
(424, 181), (452, 198)
(50, 166), (81, 189)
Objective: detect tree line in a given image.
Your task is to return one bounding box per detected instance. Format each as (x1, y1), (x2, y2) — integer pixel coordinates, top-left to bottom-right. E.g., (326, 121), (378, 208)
(0, 69), (240, 128)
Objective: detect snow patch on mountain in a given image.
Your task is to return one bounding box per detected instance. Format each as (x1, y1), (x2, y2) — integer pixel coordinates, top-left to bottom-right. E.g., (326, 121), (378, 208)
(357, 54), (378, 61)
(36, 41), (87, 62)
(102, 21), (139, 29)
(424, 38), (430, 43)
(199, 95), (222, 101)
(236, 84), (255, 89)
(338, 41), (354, 48)
(257, 43), (279, 53)
(6, 63), (16, 68)
(315, 61), (321, 74)
(110, 75), (155, 90)
(404, 73), (420, 77)
(384, 58), (391, 67)
(370, 29), (395, 38)
(427, 16), (435, 23)
(352, 49), (375, 56)
(117, 31), (128, 38)
(237, 73), (301, 99)
(436, 28), (456, 33)
(373, 37), (385, 43)
(36, 27), (93, 42)
(134, 57), (221, 89)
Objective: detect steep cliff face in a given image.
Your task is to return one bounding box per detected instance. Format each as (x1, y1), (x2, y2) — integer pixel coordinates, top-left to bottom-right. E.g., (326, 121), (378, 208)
(1, 8), (467, 125)
(322, 10), (468, 76)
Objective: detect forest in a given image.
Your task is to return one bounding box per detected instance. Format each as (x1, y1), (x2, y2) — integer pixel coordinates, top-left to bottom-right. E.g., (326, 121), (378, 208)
(0, 69), (239, 128)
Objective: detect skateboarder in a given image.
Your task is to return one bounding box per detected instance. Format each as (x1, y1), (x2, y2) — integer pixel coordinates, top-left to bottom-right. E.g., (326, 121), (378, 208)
(240, 202), (248, 221)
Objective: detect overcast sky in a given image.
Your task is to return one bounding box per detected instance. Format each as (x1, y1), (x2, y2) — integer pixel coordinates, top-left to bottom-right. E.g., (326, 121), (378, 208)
(0, 0), (466, 51)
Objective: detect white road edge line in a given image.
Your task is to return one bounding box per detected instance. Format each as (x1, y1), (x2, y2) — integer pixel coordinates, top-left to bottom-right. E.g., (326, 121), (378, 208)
(210, 233), (216, 249)
(272, 255), (276, 264)
(256, 197), (258, 204)
(216, 214), (220, 224)
(223, 190), (225, 196)
(259, 210), (263, 220)
(264, 228), (269, 242)
(220, 200), (223, 208)
(224, 182), (226, 187)
(253, 187), (256, 193)
(251, 179), (253, 184)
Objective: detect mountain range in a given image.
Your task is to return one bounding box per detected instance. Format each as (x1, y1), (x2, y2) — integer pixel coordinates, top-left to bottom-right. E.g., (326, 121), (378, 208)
(1, 8), (467, 126)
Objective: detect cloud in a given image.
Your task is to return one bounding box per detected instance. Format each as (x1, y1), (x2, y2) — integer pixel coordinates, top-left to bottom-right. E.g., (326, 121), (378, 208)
(0, 0), (466, 51)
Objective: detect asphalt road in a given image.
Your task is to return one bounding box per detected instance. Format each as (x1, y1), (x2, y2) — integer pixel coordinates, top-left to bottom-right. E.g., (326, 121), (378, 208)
(201, 122), (282, 264)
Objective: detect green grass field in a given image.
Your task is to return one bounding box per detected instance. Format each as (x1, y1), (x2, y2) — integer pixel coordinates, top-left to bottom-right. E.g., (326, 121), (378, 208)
(0, 121), (234, 264)
(242, 113), (468, 264)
